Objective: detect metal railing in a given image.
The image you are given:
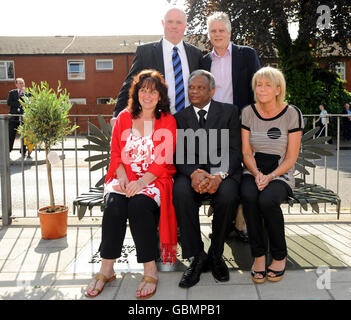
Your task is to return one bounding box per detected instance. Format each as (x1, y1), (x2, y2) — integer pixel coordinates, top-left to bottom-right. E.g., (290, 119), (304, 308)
(0, 114), (112, 224)
(1, 114), (351, 226)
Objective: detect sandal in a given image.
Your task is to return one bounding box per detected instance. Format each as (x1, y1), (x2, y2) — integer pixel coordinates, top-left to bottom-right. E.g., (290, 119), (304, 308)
(85, 273), (116, 298)
(267, 268), (285, 282)
(251, 270), (267, 284)
(267, 257), (286, 282)
(136, 275), (158, 300)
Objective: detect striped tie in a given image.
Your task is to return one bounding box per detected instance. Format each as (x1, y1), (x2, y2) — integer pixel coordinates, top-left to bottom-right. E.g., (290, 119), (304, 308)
(172, 46), (185, 112)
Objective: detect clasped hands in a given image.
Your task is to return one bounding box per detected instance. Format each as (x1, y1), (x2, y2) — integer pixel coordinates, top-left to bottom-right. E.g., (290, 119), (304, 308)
(255, 171), (273, 191)
(191, 169), (222, 194)
(111, 177), (146, 197)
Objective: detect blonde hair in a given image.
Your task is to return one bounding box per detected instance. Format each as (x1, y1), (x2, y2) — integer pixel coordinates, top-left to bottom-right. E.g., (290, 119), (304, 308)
(252, 66), (286, 106)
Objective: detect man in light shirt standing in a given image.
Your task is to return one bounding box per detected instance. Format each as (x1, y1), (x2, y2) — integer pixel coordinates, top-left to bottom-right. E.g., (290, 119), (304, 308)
(111, 7), (203, 126)
(202, 12), (261, 242)
(202, 11), (260, 110)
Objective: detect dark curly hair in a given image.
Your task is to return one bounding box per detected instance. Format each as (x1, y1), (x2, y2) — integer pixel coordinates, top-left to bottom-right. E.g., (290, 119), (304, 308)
(127, 69), (170, 119)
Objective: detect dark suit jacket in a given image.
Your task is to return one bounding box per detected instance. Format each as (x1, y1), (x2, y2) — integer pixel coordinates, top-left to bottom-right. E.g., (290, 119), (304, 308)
(7, 89), (24, 114)
(174, 100), (242, 184)
(202, 43), (261, 111)
(342, 107), (351, 125)
(113, 39), (203, 117)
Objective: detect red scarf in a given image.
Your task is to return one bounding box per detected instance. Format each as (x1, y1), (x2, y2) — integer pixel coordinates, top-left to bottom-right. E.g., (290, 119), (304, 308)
(105, 109), (178, 264)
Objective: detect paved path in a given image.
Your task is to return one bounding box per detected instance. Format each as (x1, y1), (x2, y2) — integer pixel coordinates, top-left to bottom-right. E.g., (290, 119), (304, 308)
(2, 137), (351, 302)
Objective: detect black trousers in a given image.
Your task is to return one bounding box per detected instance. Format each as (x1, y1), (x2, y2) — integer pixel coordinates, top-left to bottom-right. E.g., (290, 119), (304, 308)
(8, 115), (26, 154)
(343, 121), (351, 140)
(99, 193), (160, 263)
(240, 174), (290, 261)
(173, 174), (240, 259)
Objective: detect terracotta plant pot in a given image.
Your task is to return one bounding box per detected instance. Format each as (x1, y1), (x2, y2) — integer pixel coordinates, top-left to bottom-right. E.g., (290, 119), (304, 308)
(38, 205), (68, 239)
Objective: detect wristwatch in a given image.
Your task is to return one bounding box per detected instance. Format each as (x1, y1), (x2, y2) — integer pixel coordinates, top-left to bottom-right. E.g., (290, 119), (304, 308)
(216, 172), (228, 180)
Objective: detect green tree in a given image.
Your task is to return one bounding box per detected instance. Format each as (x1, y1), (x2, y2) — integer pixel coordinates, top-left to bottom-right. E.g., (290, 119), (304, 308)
(19, 81), (78, 212)
(185, 0), (351, 115)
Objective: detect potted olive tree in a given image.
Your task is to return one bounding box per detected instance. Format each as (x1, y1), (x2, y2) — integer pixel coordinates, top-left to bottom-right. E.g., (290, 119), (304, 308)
(19, 81), (78, 239)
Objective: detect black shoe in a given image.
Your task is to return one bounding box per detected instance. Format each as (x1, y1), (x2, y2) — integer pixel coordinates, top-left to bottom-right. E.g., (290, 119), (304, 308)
(228, 225), (249, 243)
(236, 228), (249, 243)
(179, 251), (208, 288)
(267, 268), (285, 282)
(209, 225), (249, 243)
(251, 270), (267, 284)
(210, 256), (229, 282)
(267, 258), (287, 282)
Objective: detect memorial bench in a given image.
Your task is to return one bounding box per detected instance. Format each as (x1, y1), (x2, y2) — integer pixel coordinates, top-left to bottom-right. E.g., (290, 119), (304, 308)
(73, 183), (341, 220)
(73, 117), (341, 220)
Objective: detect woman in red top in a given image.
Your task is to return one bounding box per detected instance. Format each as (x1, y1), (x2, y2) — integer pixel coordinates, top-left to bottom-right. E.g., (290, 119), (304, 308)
(86, 70), (177, 299)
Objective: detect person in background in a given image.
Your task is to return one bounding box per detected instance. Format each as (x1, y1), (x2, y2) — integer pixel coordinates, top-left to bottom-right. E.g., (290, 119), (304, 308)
(85, 70), (177, 300)
(342, 103), (351, 141)
(110, 7), (203, 126)
(240, 67), (303, 284)
(314, 104), (329, 138)
(7, 78), (31, 158)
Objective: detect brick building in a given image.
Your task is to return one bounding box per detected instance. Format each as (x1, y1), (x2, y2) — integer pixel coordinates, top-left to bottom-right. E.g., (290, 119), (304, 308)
(0, 35), (163, 132)
(1, 35), (350, 129)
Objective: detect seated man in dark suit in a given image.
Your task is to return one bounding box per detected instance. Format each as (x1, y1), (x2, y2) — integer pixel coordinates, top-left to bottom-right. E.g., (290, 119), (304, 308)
(173, 70), (242, 288)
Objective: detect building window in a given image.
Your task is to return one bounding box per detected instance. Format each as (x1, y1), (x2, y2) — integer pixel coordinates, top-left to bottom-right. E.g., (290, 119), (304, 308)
(67, 60), (85, 80)
(335, 62), (346, 81)
(0, 61), (15, 81)
(70, 98), (86, 105)
(0, 99), (8, 104)
(96, 59), (113, 70)
(97, 97), (111, 104)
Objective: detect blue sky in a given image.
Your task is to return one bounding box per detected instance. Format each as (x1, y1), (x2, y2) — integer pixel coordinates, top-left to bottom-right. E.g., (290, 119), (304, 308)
(1, 0), (185, 36)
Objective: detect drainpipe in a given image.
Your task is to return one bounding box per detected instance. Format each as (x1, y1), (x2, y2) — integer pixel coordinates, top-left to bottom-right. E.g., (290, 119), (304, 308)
(0, 115), (12, 226)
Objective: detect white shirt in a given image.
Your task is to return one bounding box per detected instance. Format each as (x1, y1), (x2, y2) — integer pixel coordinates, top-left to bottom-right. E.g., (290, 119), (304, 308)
(211, 42), (233, 104)
(320, 109), (329, 125)
(192, 101), (211, 121)
(162, 38), (190, 115)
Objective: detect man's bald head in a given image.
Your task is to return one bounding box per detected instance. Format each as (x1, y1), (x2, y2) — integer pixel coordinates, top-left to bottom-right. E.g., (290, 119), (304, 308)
(162, 7), (187, 45)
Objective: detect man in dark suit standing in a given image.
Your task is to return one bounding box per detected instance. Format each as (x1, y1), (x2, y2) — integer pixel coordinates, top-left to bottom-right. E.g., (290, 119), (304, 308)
(111, 7), (203, 126)
(202, 11), (261, 111)
(173, 70), (242, 288)
(7, 77), (28, 157)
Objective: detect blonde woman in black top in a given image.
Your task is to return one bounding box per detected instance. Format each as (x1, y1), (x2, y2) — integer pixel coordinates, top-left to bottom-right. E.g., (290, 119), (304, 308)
(241, 67), (303, 283)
